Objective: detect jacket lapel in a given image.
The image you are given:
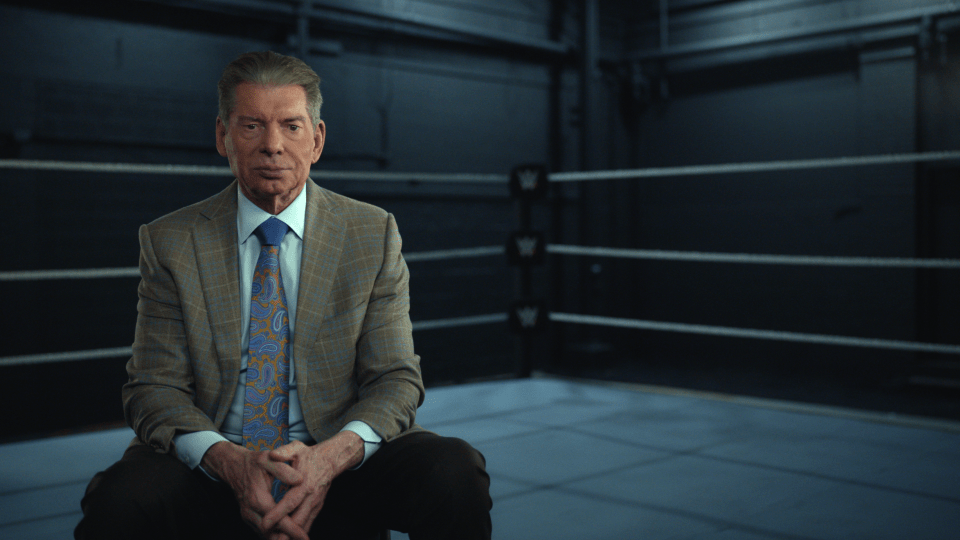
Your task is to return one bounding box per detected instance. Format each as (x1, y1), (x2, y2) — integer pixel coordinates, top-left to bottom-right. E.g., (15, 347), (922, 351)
(293, 180), (345, 387)
(194, 182), (243, 421)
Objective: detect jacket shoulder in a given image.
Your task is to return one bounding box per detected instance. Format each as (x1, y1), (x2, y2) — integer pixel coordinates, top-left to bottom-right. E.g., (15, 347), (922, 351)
(313, 184), (390, 225)
(144, 183), (235, 234)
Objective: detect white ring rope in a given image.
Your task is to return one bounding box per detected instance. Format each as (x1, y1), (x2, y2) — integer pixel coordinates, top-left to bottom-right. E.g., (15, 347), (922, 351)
(0, 268), (142, 281)
(8, 243), (959, 281)
(0, 160), (233, 176)
(548, 150), (960, 182)
(549, 313), (960, 356)
(0, 347), (134, 367)
(0, 246), (505, 281)
(403, 246), (503, 262)
(9, 308), (957, 366)
(0, 314), (510, 366)
(546, 244), (960, 269)
(6, 152), (960, 365)
(411, 313), (508, 332)
(0, 160), (507, 183)
(4, 150), (959, 184)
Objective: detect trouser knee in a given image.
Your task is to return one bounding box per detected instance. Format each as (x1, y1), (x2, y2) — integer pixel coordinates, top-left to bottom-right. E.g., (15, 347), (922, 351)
(76, 460), (162, 539)
(75, 445), (220, 540)
(426, 438), (492, 513)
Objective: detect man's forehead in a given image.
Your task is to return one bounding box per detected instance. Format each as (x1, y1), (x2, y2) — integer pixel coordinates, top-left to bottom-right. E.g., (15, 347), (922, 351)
(232, 83), (308, 116)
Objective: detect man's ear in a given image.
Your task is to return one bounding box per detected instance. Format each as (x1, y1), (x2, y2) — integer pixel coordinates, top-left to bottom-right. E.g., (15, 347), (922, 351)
(312, 120), (326, 163)
(215, 117), (228, 157)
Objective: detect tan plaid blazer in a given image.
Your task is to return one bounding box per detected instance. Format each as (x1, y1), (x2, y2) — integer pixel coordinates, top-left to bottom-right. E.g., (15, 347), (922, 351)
(122, 179), (424, 454)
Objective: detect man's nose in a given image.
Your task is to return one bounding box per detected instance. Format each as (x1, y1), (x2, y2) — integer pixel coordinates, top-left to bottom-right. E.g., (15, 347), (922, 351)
(260, 125), (283, 155)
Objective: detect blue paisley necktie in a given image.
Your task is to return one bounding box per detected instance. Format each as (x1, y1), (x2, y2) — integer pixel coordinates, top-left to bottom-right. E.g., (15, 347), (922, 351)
(242, 216), (291, 502)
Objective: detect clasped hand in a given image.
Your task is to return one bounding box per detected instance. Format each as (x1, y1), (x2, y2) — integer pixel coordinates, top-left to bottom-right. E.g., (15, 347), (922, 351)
(209, 433), (363, 540)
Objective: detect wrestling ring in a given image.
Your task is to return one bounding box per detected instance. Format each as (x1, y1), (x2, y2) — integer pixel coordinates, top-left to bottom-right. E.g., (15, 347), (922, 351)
(4, 151), (960, 388)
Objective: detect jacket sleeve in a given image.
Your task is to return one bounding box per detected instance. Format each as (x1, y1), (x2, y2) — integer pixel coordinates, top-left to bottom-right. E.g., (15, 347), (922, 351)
(323, 213), (425, 442)
(122, 223), (221, 453)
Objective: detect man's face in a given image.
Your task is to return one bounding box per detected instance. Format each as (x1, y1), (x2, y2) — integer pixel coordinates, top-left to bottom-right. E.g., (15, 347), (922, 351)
(216, 83), (325, 213)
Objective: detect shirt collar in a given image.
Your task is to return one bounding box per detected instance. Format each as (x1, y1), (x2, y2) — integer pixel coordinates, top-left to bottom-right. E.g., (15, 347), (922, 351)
(237, 183), (307, 244)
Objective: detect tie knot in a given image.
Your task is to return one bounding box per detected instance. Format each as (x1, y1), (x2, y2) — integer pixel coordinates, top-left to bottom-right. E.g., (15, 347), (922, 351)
(255, 217), (289, 246)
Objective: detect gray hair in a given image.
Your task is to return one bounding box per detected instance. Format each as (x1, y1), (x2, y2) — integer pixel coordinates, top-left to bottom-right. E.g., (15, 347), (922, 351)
(218, 51), (323, 128)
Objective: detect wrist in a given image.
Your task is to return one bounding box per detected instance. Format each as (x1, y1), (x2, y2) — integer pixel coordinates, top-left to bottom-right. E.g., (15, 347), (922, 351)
(201, 440), (245, 483)
(325, 431), (364, 473)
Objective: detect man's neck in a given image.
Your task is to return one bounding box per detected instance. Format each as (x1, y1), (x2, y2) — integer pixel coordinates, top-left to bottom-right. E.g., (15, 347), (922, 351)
(241, 184), (304, 215)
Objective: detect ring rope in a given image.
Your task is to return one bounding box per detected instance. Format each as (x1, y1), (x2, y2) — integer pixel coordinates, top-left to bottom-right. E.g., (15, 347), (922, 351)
(0, 347), (134, 368)
(546, 244), (960, 269)
(0, 312), (511, 366)
(548, 150), (960, 182)
(7, 243), (960, 281)
(0, 246), (505, 281)
(0, 268), (141, 281)
(11, 307), (958, 366)
(403, 246), (503, 262)
(0, 160), (507, 183)
(7, 152), (960, 366)
(411, 313), (508, 332)
(4, 150), (959, 183)
(549, 313), (960, 355)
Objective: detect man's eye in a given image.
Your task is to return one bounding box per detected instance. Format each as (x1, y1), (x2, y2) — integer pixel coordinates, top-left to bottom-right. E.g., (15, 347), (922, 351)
(289, 125), (300, 131)
(244, 124), (257, 130)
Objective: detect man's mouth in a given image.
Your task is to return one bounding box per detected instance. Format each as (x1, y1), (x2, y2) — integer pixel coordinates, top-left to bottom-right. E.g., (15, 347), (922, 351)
(256, 166), (288, 179)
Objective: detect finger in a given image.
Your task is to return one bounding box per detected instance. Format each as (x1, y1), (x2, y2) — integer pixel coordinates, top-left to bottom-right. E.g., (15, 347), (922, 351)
(275, 515), (309, 540)
(256, 454), (304, 486)
(240, 506), (269, 537)
(243, 480), (289, 535)
(290, 483), (329, 534)
(273, 462), (305, 486)
(261, 486), (306, 532)
(269, 440), (306, 461)
(248, 476), (284, 515)
(263, 478), (315, 529)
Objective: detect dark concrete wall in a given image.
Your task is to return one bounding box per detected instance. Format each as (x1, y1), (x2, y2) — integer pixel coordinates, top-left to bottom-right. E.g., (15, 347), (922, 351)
(0, 1), (560, 437)
(4, 0), (960, 437)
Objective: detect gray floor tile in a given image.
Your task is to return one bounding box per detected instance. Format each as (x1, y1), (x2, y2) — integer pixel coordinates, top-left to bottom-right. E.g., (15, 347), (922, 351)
(491, 488), (716, 540)
(4, 379), (958, 540)
(419, 378), (671, 427)
(743, 482), (960, 540)
(473, 429), (669, 486)
(701, 426), (960, 500)
(495, 400), (638, 428)
(537, 380), (672, 408)
(572, 408), (746, 452)
(0, 512), (80, 540)
(680, 400), (868, 441)
(678, 529), (787, 540)
(430, 417), (545, 444)
(567, 455), (832, 526)
(830, 420), (960, 453)
(701, 436), (899, 481)
(0, 482), (86, 526)
(489, 475), (535, 500)
(0, 428), (133, 493)
(417, 379), (574, 425)
(869, 447), (960, 500)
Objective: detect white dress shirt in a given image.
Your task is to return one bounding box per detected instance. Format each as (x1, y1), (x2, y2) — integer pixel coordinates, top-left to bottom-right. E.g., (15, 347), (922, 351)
(172, 185), (382, 473)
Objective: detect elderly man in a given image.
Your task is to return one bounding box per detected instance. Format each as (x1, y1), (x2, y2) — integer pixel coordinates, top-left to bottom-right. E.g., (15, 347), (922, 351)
(75, 51), (491, 540)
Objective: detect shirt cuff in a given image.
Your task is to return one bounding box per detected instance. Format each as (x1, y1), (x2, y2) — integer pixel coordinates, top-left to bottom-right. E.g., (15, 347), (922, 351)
(173, 431), (229, 479)
(340, 421), (382, 469)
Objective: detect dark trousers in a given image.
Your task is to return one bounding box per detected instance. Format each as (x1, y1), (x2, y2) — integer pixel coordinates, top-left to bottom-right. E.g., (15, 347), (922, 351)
(75, 432), (491, 540)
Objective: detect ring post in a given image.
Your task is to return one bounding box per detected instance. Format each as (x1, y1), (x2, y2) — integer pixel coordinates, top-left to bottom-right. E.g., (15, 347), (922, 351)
(509, 164), (549, 377)
(509, 300), (548, 333)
